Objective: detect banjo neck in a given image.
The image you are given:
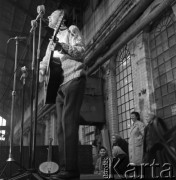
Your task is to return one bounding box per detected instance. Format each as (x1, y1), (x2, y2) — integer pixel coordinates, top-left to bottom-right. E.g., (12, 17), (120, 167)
(47, 138), (53, 162)
(39, 138), (59, 175)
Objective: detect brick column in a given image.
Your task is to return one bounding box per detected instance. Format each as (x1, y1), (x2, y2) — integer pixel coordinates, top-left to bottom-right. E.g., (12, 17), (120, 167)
(128, 31), (155, 124)
(104, 56), (118, 137)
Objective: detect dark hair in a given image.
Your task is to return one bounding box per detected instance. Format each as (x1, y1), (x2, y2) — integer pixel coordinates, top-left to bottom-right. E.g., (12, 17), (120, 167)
(131, 111), (140, 120)
(98, 146), (107, 153)
(56, 5), (69, 26)
(112, 134), (122, 142)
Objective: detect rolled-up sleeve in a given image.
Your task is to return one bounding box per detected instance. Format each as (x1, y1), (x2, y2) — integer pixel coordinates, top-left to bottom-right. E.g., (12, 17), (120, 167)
(58, 25), (85, 61)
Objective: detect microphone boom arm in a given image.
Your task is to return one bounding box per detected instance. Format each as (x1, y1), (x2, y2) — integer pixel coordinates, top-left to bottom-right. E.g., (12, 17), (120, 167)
(7, 36), (27, 44)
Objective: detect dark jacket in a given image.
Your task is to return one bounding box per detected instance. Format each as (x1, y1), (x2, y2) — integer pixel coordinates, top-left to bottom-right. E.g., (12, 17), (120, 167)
(113, 138), (129, 155)
(112, 154), (129, 175)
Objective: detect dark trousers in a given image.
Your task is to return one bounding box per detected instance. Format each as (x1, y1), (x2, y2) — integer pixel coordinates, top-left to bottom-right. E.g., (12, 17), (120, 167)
(56, 76), (86, 172)
(112, 154), (129, 176)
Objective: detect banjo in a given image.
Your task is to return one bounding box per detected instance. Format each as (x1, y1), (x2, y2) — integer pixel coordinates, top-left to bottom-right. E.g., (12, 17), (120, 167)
(39, 138), (59, 175)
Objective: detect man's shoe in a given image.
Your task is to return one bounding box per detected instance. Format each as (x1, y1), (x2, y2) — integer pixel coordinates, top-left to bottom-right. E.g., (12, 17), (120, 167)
(51, 171), (80, 179)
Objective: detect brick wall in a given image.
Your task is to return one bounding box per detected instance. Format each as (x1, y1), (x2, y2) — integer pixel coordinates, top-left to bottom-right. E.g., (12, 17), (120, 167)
(103, 31), (156, 139)
(128, 31), (155, 124)
(83, 0), (121, 44)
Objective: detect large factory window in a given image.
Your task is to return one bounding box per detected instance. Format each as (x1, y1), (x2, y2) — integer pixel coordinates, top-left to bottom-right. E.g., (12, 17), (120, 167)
(116, 45), (134, 140)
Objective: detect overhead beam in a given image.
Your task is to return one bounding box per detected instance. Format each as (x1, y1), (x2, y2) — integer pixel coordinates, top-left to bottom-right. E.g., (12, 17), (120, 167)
(7, 0), (51, 28)
(7, 0), (35, 20)
(85, 0), (154, 67)
(87, 0), (176, 75)
(0, 81), (13, 88)
(0, 28), (50, 43)
(56, 0), (83, 9)
(0, 52), (16, 63)
(0, 28), (29, 37)
(0, 83), (12, 101)
(1, 0), (16, 85)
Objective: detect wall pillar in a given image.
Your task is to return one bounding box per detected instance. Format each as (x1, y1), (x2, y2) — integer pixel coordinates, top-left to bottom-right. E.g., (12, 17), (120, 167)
(128, 31), (155, 124)
(104, 56), (118, 137)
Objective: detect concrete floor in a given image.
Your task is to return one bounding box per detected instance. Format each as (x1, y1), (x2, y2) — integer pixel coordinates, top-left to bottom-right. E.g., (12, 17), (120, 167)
(80, 174), (104, 179)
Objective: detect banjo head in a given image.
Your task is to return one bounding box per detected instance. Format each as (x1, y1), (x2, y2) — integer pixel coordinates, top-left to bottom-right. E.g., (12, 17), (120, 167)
(39, 161), (59, 175)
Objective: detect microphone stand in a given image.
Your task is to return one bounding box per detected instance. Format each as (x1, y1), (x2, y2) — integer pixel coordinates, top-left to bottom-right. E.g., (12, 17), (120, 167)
(31, 13), (42, 170)
(0, 38), (26, 179)
(29, 19), (37, 169)
(19, 66), (28, 170)
(8, 12), (46, 180)
(26, 11), (46, 180)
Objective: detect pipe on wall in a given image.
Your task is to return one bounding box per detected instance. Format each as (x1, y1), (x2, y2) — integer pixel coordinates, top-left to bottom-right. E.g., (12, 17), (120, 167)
(87, 0), (176, 75)
(85, 0), (154, 67)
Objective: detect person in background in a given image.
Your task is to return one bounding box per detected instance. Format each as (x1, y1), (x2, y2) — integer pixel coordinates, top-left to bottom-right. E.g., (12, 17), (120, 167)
(92, 140), (99, 169)
(94, 146), (109, 175)
(128, 111), (145, 176)
(143, 113), (156, 164)
(111, 145), (129, 176)
(129, 111), (145, 164)
(112, 134), (128, 155)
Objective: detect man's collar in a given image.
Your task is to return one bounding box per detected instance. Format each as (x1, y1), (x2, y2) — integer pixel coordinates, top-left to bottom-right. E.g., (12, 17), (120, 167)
(59, 24), (67, 31)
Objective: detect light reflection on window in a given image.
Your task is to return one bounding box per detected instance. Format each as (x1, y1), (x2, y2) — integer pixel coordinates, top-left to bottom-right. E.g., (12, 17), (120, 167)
(0, 117), (6, 141)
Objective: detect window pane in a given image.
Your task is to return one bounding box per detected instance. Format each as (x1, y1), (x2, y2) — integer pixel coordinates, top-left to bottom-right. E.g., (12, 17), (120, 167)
(116, 45), (134, 140)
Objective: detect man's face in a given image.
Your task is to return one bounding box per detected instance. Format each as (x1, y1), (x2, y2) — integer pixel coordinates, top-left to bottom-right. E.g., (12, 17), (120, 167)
(48, 10), (61, 29)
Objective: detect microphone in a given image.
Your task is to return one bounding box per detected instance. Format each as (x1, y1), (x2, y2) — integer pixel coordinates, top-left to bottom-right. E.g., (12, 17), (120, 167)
(30, 5), (45, 33)
(35, 5), (45, 21)
(7, 36), (27, 43)
(37, 5), (45, 15)
(20, 66), (28, 81)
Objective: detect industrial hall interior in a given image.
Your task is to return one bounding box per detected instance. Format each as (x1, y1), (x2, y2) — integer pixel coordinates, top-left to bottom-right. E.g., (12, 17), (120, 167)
(0, 0), (176, 179)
